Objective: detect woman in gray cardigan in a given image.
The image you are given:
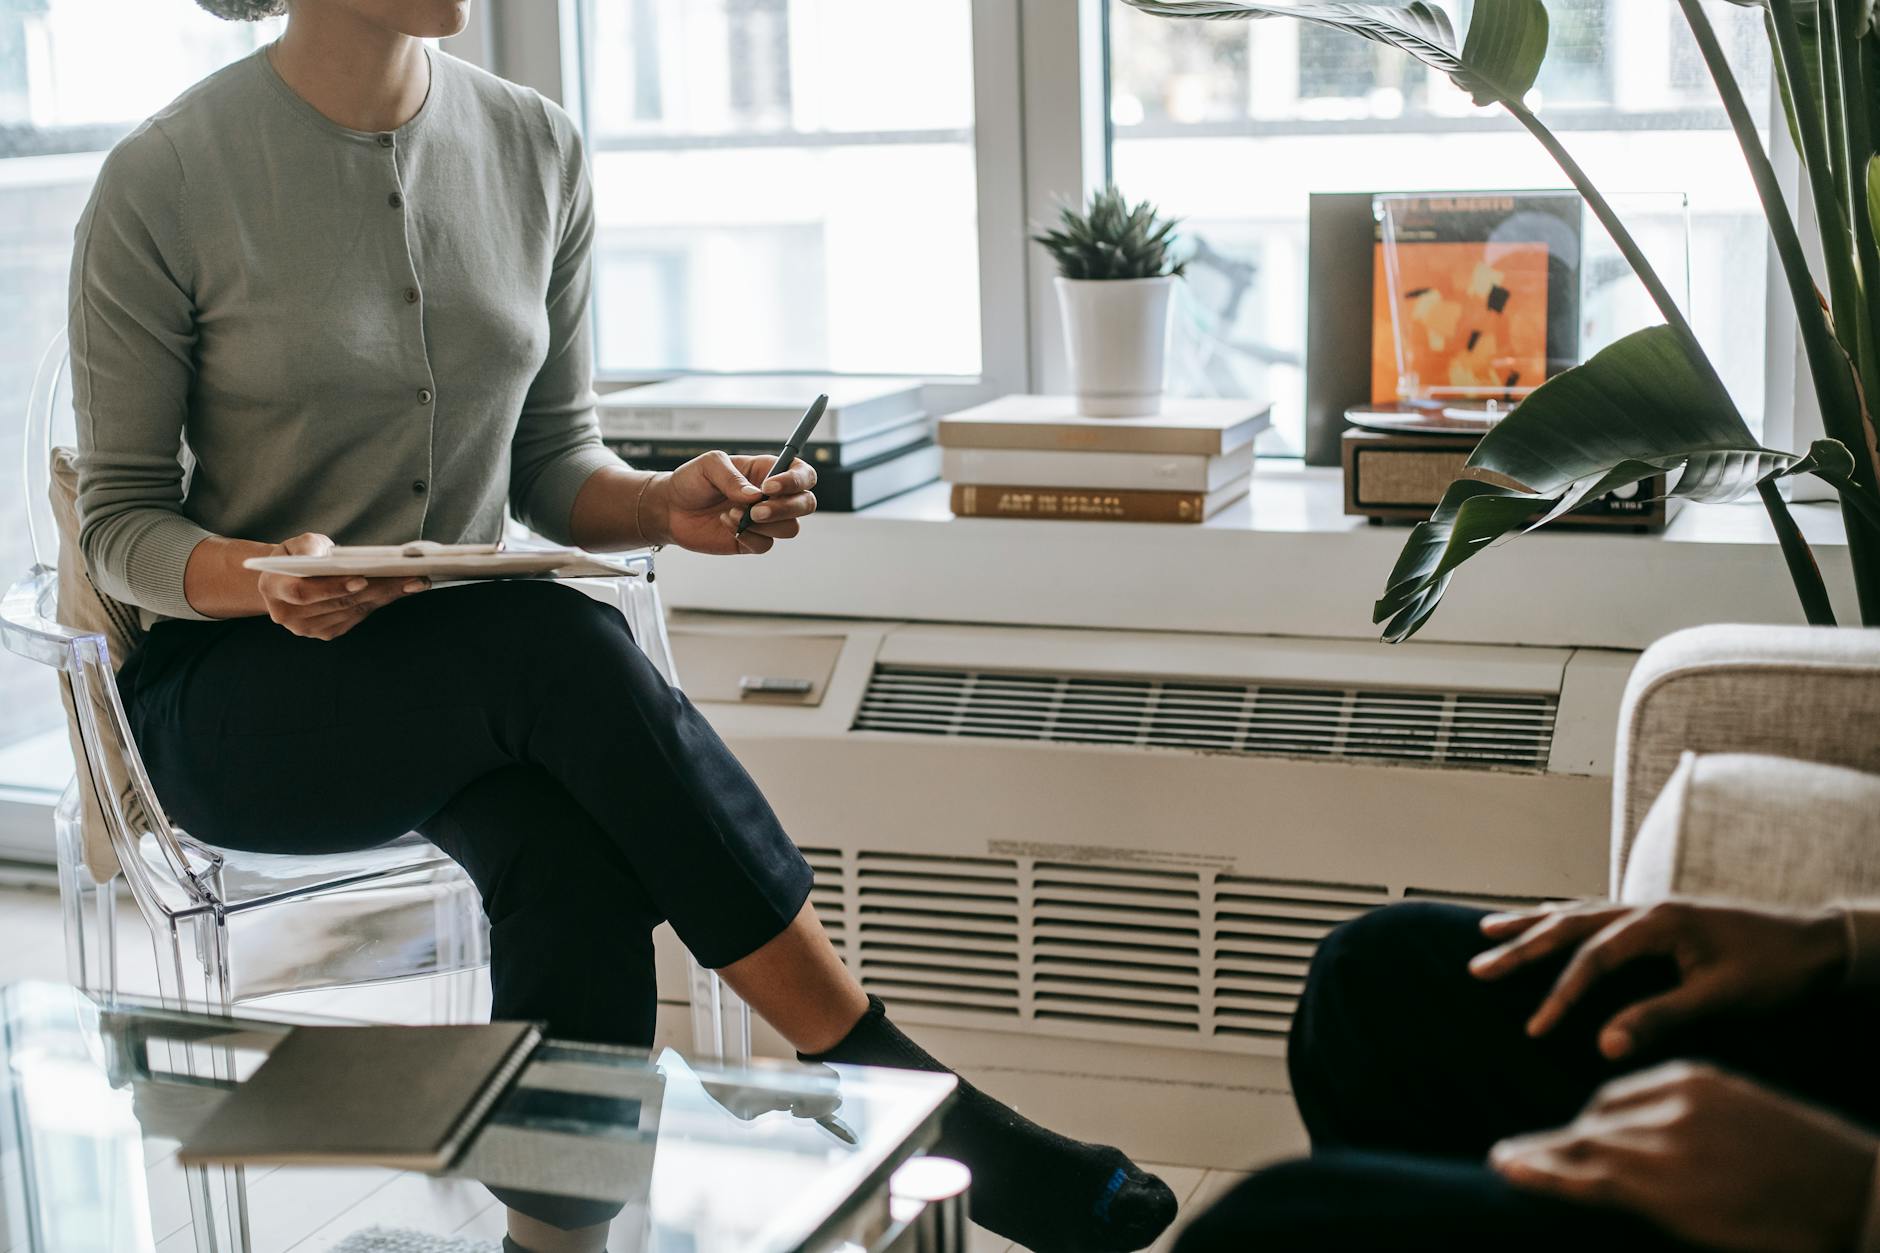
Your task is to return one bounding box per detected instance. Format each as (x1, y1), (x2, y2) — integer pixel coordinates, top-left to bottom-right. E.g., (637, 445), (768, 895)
(71, 1), (1176, 1250)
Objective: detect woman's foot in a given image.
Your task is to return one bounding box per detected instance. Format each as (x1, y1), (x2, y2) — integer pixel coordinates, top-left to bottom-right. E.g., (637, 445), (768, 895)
(801, 995), (1179, 1253)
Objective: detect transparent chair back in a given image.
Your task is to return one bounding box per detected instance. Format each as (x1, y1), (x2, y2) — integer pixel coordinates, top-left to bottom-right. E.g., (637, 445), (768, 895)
(3, 329), (748, 1064)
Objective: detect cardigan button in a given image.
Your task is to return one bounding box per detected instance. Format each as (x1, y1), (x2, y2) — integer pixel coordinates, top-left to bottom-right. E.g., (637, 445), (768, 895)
(388, 191), (404, 209)
(403, 287), (419, 304)
(417, 387), (433, 405)
(412, 479), (428, 495)
(377, 133), (394, 148)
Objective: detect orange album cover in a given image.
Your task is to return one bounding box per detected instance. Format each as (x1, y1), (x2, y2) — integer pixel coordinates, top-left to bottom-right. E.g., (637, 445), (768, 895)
(1370, 241), (1551, 406)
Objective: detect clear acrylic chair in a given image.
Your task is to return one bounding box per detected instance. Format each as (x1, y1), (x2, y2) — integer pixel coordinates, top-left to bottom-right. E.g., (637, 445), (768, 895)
(4, 330), (750, 1062)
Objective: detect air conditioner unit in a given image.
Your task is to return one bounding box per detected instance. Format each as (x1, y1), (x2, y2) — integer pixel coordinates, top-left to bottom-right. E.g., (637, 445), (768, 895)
(654, 612), (1636, 1169)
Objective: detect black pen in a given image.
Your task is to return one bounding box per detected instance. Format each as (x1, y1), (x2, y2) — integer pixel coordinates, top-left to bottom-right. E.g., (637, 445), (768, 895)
(737, 393), (828, 536)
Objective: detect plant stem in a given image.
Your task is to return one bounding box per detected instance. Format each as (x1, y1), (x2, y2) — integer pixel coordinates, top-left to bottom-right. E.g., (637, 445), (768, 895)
(1823, 1), (1851, 222)
(1766, 4), (1837, 223)
(1815, 469), (1880, 533)
(1758, 480), (1839, 625)
(1689, 0), (1880, 625)
(1682, 1), (1865, 455)
(1502, 97), (1743, 426)
(1836, 10), (1880, 398)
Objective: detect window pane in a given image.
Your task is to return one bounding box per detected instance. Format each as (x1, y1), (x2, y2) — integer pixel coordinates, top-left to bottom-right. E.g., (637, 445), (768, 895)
(0, 2), (277, 791)
(573, 0), (981, 376)
(1107, 0), (1772, 454)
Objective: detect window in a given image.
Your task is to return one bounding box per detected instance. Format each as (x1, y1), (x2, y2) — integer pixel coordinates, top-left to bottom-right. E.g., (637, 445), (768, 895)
(568, 0), (983, 378)
(0, 2), (277, 796)
(1106, 0), (1774, 454)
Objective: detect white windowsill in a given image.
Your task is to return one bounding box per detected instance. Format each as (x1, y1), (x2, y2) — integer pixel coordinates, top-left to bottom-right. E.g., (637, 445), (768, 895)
(2, 465), (1853, 857)
(656, 460), (1857, 652)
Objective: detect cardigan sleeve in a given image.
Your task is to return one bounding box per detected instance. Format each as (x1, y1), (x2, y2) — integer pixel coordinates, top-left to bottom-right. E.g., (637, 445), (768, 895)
(69, 120), (216, 622)
(507, 97), (619, 544)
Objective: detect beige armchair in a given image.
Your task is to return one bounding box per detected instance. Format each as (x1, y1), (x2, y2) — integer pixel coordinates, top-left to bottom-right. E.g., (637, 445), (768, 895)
(1611, 623), (1880, 908)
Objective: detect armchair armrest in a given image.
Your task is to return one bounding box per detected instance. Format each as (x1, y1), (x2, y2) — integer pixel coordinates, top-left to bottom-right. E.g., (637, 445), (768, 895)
(1620, 752), (1880, 906)
(1611, 624), (1880, 894)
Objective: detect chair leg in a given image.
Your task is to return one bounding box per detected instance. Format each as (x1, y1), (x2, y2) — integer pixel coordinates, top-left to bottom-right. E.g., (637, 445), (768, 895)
(54, 820), (119, 997)
(161, 913), (253, 1253)
(688, 957), (753, 1065)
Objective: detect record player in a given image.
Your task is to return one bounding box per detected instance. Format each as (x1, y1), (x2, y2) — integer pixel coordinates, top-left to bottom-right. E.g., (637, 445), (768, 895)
(1341, 408), (1666, 530)
(1331, 192), (1668, 531)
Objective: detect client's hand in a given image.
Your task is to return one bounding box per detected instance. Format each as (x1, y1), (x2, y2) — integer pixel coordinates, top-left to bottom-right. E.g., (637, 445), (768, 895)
(1470, 899), (1848, 1059)
(649, 452), (818, 556)
(1492, 1062), (1877, 1253)
(256, 532), (427, 641)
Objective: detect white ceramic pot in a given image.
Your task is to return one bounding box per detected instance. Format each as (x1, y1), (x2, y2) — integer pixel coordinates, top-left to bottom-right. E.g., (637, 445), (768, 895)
(1055, 274), (1175, 417)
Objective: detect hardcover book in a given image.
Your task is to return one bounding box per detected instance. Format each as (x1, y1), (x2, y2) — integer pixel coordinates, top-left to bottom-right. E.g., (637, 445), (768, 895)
(950, 474), (1250, 524)
(938, 395), (1271, 456)
(604, 415), (933, 469)
(942, 445), (1252, 493)
(625, 442), (941, 512)
(598, 375), (923, 443)
(177, 1022), (540, 1170)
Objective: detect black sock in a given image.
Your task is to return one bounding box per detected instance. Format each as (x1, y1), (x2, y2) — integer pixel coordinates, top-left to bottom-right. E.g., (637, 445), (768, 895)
(802, 996), (1177, 1253)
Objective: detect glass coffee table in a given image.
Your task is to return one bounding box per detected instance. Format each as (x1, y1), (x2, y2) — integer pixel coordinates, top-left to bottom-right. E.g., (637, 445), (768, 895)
(0, 982), (965, 1253)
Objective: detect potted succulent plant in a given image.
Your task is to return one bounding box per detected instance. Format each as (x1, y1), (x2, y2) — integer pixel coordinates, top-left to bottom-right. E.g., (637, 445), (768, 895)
(1033, 186), (1188, 416)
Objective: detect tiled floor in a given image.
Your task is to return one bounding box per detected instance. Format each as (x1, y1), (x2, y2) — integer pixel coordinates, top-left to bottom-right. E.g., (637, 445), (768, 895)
(0, 882), (1248, 1252)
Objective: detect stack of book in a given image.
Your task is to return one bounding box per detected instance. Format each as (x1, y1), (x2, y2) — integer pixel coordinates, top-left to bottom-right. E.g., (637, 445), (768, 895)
(598, 376), (938, 512)
(938, 395), (1270, 523)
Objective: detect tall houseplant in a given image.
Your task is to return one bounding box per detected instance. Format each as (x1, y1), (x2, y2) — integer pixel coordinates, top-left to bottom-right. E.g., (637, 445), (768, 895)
(1034, 186), (1188, 415)
(1123, 0), (1880, 640)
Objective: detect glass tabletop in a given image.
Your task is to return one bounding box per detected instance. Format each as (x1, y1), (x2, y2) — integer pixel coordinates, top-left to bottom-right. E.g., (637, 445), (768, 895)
(0, 982), (956, 1253)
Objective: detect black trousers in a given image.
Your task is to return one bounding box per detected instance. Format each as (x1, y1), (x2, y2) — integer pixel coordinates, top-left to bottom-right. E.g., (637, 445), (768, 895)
(119, 580), (814, 1048)
(1177, 901), (1880, 1251)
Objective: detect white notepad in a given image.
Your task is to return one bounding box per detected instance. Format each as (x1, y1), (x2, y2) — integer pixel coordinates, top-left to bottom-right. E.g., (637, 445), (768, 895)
(244, 541), (639, 581)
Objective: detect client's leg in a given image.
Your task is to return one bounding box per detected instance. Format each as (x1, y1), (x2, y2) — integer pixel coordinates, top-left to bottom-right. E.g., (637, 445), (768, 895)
(1290, 900), (1880, 1162)
(1288, 900), (1643, 1157)
(1174, 1152), (1695, 1253)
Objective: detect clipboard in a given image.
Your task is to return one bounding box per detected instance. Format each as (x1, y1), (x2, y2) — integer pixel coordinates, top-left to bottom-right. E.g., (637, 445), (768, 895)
(244, 541), (642, 582)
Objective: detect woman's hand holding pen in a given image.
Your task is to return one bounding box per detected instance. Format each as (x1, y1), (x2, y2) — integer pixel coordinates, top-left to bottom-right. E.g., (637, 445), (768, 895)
(256, 532), (428, 641)
(646, 452), (819, 556)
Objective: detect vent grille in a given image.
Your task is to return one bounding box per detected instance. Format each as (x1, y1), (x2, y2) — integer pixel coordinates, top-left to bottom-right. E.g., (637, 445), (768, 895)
(1034, 862), (1204, 1033)
(803, 846), (846, 956)
(856, 852), (1021, 1015)
(801, 846), (1550, 1052)
(1212, 877), (1393, 1040)
(853, 667), (1557, 770)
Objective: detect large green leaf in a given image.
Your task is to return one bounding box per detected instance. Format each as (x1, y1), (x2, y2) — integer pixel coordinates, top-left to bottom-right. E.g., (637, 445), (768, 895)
(1458, 0), (1551, 103)
(1373, 480), (1542, 642)
(1117, 1), (1550, 104)
(1464, 326), (1804, 500)
(1373, 325), (1843, 640)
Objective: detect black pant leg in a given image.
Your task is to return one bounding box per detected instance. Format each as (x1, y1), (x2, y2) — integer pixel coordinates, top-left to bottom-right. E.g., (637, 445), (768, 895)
(419, 765), (663, 1047)
(1289, 901), (1880, 1160)
(120, 580), (811, 1007)
(1175, 1152), (1696, 1253)
(461, 584), (814, 968)
(1288, 901), (1654, 1156)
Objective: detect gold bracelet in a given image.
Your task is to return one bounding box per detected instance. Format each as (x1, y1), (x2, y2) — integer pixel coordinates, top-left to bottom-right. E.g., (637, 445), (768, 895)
(633, 472), (665, 551)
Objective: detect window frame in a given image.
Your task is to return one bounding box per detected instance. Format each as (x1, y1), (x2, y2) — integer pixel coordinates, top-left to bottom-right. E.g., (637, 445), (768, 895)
(460, 0), (1043, 408)
(472, 0), (1801, 437)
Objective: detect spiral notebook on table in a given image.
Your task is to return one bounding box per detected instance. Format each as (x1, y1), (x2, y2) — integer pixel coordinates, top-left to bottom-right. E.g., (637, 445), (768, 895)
(178, 1021), (541, 1170)
(244, 541), (638, 582)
